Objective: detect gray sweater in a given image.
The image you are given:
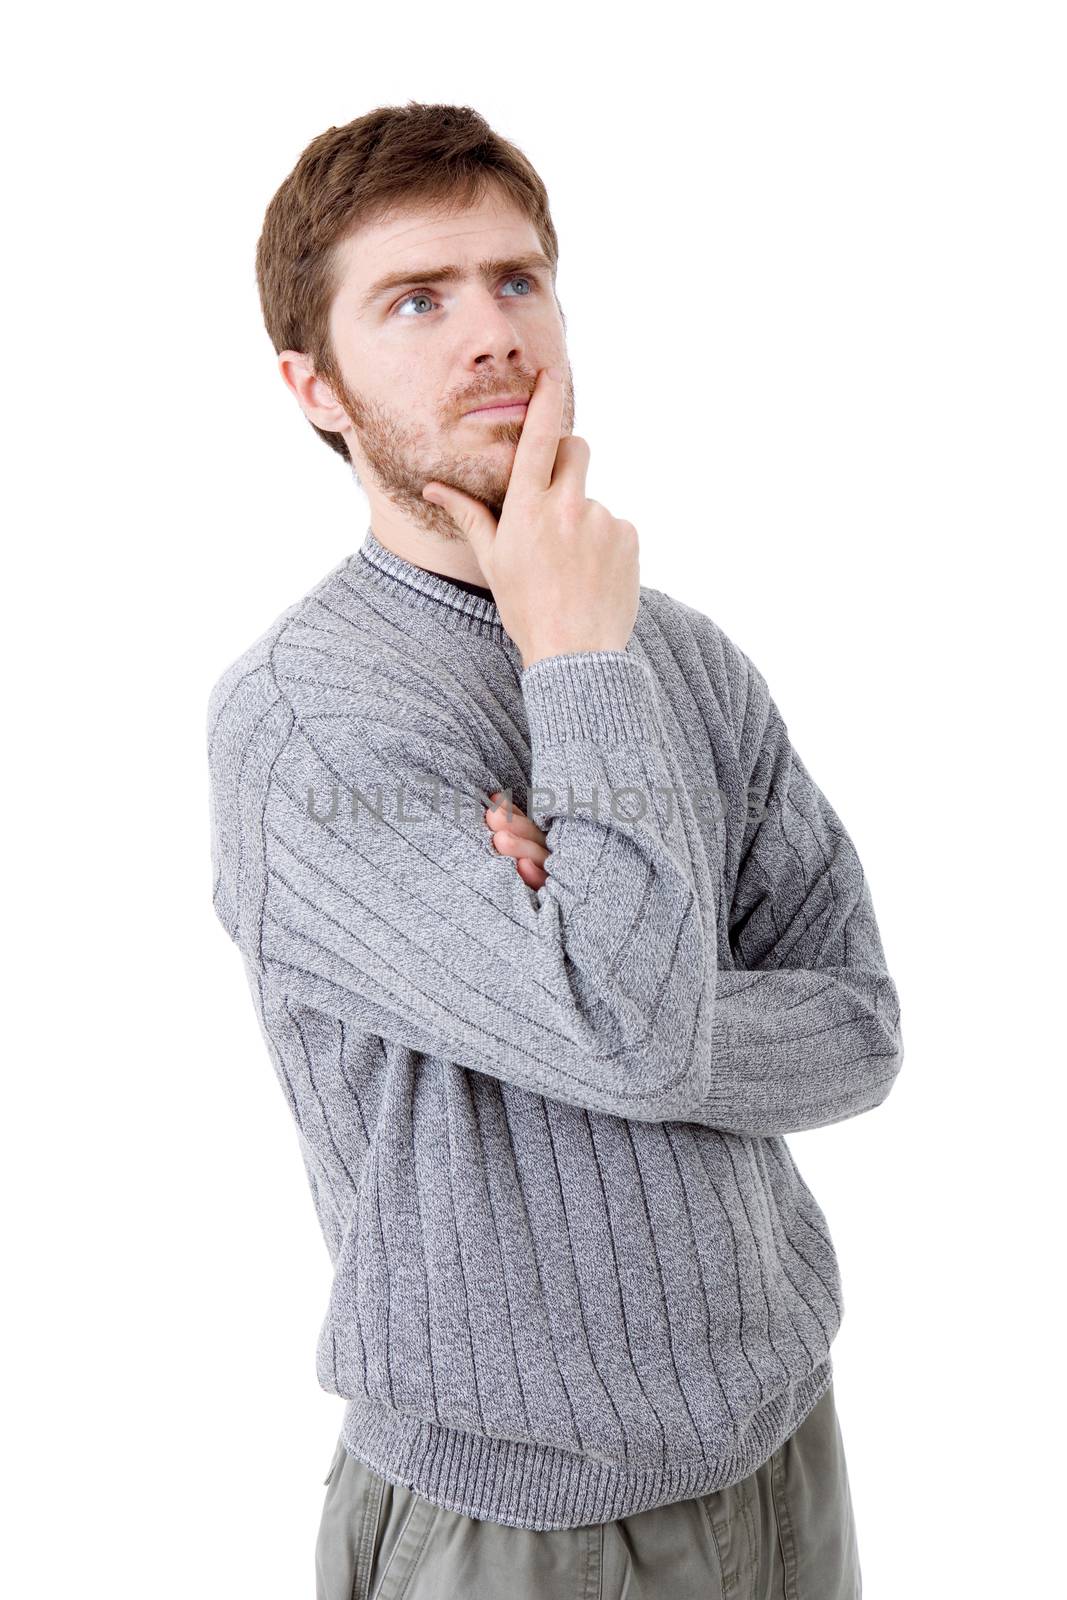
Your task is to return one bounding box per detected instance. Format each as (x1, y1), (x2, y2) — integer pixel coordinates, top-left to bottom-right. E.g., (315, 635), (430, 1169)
(206, 524), (903, 1530)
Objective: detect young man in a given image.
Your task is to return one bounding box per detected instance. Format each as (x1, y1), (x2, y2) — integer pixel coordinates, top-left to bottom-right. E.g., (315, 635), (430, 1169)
(207, 104), (903, 1599)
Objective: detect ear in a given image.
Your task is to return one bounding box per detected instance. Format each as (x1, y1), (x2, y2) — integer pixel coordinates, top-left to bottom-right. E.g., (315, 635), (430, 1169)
(277, 350), (349, 433)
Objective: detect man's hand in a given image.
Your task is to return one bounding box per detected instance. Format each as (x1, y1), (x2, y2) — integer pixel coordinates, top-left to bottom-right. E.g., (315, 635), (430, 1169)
(421, 367), (640, 669)
(484, 792), (550, 890)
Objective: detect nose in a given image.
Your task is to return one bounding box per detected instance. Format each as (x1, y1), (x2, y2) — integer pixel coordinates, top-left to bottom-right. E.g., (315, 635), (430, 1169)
(457, 288), (527, 368)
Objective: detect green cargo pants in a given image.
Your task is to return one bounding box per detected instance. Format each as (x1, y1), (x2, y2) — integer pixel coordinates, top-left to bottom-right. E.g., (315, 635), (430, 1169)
(315, 1379), (861, 1598)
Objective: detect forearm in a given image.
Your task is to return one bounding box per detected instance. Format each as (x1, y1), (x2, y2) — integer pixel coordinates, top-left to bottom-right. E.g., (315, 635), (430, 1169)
(260, 649), (728, 1124)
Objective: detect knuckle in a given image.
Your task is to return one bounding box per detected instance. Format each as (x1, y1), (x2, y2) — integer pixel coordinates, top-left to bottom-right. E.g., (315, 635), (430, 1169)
(548, 492), (583, 532)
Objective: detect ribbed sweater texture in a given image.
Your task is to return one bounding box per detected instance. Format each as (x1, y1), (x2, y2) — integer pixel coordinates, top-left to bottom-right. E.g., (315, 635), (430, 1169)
(206, 525), (904, 1530)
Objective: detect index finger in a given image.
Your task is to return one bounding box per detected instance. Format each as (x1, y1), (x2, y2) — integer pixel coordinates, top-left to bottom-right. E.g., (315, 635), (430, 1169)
(505, 366), (565, 497)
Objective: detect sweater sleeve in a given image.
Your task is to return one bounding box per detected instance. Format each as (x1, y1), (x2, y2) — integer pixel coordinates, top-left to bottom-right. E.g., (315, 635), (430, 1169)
(257, 649), (725, 1125)
(699, 656), (905, 1137)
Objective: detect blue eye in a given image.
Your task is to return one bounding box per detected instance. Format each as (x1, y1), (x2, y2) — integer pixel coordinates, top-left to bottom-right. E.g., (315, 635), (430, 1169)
(394, 275), (536, 317)
(396, 291), (436, 317)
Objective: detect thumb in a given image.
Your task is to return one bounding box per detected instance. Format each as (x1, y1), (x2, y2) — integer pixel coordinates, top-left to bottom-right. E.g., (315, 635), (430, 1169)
(421, 481), (498, 566)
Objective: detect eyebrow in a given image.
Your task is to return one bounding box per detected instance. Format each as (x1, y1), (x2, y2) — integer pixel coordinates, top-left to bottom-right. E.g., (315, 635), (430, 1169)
(357, 252), (553, 314)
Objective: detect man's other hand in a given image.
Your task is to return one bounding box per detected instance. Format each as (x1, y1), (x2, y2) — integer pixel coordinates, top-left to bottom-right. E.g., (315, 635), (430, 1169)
(484, 792), (550, 890)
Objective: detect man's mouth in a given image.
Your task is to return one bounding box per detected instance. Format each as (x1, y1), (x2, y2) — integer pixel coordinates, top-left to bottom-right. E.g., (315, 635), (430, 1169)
(463, 396), (530, 419)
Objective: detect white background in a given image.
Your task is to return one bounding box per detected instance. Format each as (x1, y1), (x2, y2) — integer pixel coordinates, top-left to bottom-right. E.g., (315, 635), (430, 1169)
(4, 3), (1063, 1595)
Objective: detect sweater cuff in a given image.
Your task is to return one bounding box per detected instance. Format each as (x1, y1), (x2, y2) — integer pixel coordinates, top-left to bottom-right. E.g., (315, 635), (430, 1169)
(521, 650), (665, 748)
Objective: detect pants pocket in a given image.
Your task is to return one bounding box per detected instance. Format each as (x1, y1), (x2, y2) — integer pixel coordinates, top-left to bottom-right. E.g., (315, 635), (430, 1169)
(373, 1490), (438, 1600)
(380, 1503), (594, 1600)
(315, 1444), (389, 1600)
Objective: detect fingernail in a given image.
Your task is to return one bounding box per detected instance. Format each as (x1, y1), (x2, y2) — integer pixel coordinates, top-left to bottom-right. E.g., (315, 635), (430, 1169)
(545, 366), (563, 382)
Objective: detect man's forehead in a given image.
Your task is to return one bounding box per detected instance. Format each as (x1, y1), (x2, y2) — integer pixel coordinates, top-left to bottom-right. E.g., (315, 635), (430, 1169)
(337, 198), (542, 282)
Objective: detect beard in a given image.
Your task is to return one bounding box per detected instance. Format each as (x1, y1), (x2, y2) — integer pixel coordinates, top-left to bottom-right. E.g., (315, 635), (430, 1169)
(330, 365), (574, 538)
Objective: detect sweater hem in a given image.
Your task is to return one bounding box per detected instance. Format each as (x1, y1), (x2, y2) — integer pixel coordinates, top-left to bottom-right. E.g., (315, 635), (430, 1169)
(339, 1357), (833, 1531)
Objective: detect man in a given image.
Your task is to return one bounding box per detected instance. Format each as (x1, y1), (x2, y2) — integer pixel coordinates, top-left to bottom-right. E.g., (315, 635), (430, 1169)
(207, 104), (903, 1599)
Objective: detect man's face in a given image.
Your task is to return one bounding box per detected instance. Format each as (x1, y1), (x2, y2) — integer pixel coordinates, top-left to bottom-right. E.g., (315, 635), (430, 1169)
(309, 188), (574, 532)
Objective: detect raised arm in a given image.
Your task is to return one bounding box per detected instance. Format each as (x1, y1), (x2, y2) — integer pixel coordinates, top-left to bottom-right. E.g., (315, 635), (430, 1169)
(258, 645), (725, 1124)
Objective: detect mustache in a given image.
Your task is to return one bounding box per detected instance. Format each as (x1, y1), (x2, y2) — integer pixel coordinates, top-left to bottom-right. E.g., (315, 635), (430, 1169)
(455, 381), (539, 416)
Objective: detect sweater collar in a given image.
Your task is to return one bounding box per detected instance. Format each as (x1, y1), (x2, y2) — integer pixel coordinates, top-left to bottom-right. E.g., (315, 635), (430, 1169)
(352, 524), (509, 643)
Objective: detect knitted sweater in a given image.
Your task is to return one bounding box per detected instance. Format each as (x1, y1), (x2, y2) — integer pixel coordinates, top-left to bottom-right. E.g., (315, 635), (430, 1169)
(206, 524), (904, 1530)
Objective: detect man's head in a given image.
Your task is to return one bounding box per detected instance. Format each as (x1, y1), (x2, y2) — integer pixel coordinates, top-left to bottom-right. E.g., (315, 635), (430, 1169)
(257, 104), (575, 546)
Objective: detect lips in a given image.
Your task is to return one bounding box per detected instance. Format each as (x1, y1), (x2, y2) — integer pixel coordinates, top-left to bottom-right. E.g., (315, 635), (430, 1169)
(464, 395), (530, 415)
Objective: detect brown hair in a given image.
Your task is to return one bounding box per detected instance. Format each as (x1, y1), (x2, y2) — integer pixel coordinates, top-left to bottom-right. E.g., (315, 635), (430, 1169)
(255, 102), (561, 464)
